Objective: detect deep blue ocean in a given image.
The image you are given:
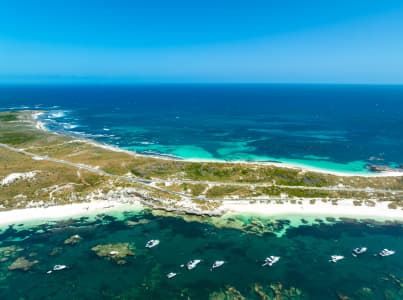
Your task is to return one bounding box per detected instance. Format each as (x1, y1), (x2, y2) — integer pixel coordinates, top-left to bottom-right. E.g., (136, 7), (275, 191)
(1, 84), (403, 173)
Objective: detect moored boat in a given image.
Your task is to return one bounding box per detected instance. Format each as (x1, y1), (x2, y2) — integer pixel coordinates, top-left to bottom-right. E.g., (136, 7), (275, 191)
(167, 272), (177, 279)
(262, 256), (280, 267)
(352, 247), (367, 257)
(379, 249), (395, 257)
(186, 259), (202, 270)
(47, 264), (68, 274)
(53, 264), (67, 271)
(145, 239), (160, 248)
(211, 260), (225, 270)
(329, 255), (344, 263)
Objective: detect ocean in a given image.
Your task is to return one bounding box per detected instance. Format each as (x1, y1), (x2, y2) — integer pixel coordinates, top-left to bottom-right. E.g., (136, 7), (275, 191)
(0, 84), (402, 299)
(0, 211), (402, 300)
(1, 84), (403, 173)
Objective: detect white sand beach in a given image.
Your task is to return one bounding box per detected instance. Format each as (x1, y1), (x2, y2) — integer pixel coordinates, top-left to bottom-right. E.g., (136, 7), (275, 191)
(0, 197), (401, 227)
(0, 200), (143, 226)
(221, 199), (403, 221)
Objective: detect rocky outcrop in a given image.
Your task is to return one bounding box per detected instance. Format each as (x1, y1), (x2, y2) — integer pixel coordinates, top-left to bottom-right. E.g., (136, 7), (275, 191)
(366, 164), (403, 173)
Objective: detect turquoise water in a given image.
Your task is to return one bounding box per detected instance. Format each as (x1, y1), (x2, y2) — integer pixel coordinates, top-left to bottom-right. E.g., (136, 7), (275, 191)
(124, 144), (370, 173)
(1, 84), (403, 173)
(0, 211), (402, 299)
(1, 84), (402, 298)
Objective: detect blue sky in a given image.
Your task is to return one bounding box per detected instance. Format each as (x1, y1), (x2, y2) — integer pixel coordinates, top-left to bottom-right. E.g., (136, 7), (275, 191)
(0, 0), (403, 84)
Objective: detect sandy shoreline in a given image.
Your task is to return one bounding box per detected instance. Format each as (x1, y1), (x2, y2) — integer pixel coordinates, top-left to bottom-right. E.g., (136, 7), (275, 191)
(30, 110), (403, 178)
(0, 201), (144, 227)
(0, 198), (402, 227)
(221, 199), (403, 221)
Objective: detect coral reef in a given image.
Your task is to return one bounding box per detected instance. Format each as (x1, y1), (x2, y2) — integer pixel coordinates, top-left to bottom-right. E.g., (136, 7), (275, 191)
(64, 234), (82, 245)
(209, 286), (246, 300)
(209, 283), (304, 300)
(8, 257), (38, 271)
(91, 243), (135, 264)
(0, 245), (23, 263)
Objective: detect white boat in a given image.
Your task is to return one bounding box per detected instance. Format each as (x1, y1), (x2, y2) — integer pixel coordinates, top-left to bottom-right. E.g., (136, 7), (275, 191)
(262, 256), (280, 267)
(211, 260), (225, 270)
(53, 264), (67, 271)
(352, 247), (367, 257)
(109, 251), (119, 256)
(186, 259), (202, 270)
(329, 255), (344, 263)
(47, 264), (67, 273)
(167, 272), (177, 279)
(379, 249), (395, 257)
(145, 239), (160, 248)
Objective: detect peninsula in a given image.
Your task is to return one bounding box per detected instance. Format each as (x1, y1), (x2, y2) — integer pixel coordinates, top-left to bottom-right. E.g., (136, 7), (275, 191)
(1, 110), (402, 225)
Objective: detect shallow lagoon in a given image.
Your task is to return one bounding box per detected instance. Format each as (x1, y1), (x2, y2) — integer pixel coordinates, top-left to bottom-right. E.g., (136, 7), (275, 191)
(0, 211), (402, 300)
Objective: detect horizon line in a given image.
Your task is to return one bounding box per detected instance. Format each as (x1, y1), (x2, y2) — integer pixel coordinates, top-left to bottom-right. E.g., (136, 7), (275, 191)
(1, 81), (403, 87)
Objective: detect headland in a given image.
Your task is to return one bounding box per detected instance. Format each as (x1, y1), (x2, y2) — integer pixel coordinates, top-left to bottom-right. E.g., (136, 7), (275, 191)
(1, 110), (402, 226)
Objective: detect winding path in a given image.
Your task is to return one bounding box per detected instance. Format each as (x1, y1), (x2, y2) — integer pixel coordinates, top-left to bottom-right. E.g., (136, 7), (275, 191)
(1, 143), (402, 202)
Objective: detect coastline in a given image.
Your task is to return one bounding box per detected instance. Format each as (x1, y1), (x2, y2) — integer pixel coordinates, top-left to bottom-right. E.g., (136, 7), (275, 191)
(0, 109), (401, 227)
(0, 200), (144, 228)
(0, 198), (401, 228)
(221, 199), (403, 222)
(31, 110), (403, 178)
(32, 111), (45, 130)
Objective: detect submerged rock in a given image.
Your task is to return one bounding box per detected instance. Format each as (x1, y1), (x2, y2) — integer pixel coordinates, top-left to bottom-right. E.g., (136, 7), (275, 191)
(127, 219), (150, 227)
(0, 245), (24, 263)
(380, 274), (403, 299)
(209, 282), (304, 300)
(336, 293), (351, 300)
(48, 247), (63, 256)
(91, 243), (135, 263)
(355, 287), (375, 300)
(209, 285), (246, 300)
(366, 164), (402, 173)
(241, 217), (284, 236)
(269, 282), (285, 299)
(64, 234), (82, 245)
(252, 283), (270, 300)
(8, 257), (38, 271)
(250, 282), (304, 300)
(116, 259), (127, 265)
